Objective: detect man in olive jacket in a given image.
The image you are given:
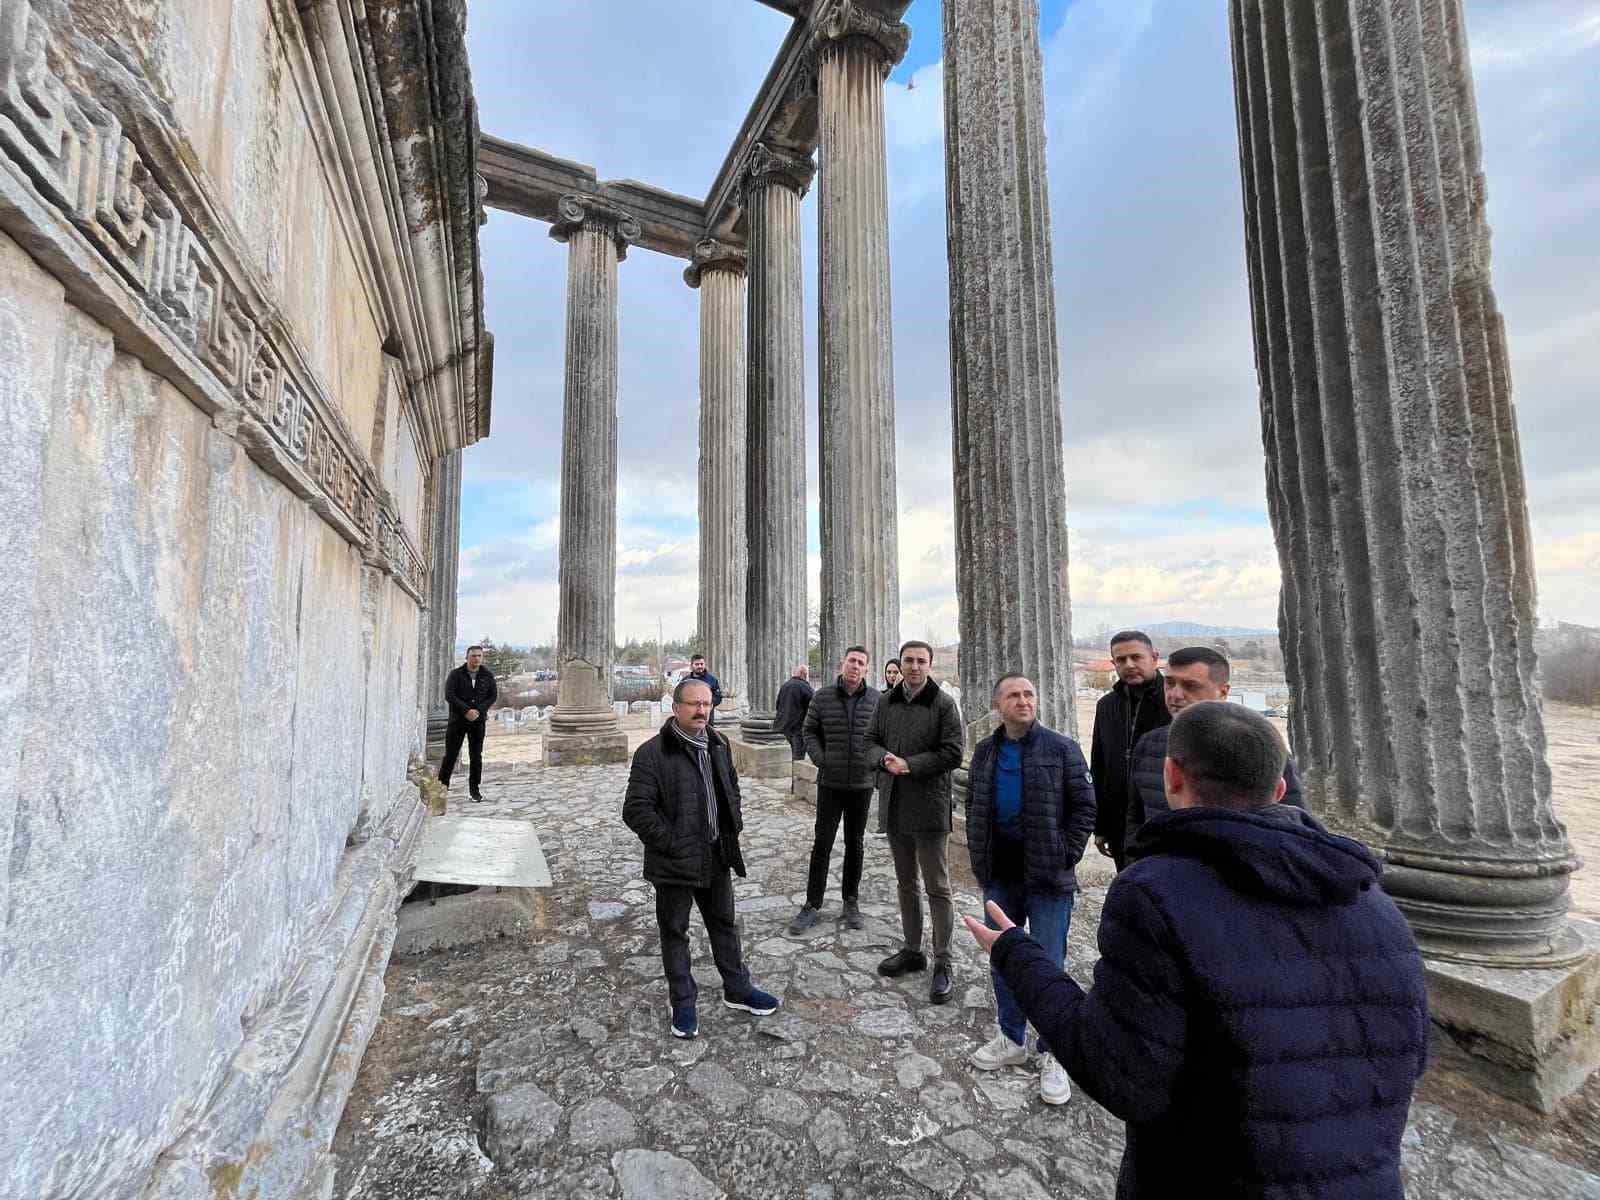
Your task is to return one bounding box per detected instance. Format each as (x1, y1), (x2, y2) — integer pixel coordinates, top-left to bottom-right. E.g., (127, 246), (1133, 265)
(791, 646), (881, 934)
(623, 678), (779, 1039)
(866, 640), (964, 1003)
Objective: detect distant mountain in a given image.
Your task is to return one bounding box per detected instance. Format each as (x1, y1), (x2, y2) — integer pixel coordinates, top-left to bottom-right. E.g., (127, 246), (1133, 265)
(1141, 621), (1278, 639)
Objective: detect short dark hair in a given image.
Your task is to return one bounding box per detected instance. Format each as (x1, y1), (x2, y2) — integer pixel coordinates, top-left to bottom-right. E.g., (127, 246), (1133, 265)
(899, 640), (934, 662)
(673, 677), (713, 704)
(992, 672), (1031, 699)
(1166, 702), (1287, 810)
(1167, 645), (1230, 685)
(844, 645), (869, 660)
(466, 644), (484, 654)
(1109, 630), (1154, 652)
(690, 654), (706, 663)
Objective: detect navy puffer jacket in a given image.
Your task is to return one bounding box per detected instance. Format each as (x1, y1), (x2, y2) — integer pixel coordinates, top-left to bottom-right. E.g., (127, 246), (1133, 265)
(992, 805), (1427, 1200)
(966, 723), (1096, 894)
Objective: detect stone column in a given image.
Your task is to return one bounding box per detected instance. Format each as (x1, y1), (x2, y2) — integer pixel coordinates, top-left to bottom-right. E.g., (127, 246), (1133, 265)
(943, 0), (1075, 741)
(814, 2), (909, 672)
(686, 239), (749, 714)
(543, 194), (637, 766)
(424, 449), (463, 760)
(741, 143), (815, 751)
(1232, 0), (1594, 1108)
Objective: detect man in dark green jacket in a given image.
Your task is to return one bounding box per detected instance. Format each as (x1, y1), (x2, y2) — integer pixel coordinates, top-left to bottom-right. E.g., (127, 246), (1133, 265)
(866, 640), (964, 1003)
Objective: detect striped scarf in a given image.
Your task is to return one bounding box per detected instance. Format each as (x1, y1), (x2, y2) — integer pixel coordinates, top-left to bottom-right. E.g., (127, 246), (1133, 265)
(670, 720), (719, 842)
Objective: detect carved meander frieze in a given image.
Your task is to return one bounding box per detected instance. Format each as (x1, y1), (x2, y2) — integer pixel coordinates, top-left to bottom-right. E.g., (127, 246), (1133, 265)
(0, 0), (427, 603)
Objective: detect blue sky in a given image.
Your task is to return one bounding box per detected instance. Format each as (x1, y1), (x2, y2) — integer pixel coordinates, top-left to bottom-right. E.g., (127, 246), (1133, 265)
(457, 0), (1600, 649)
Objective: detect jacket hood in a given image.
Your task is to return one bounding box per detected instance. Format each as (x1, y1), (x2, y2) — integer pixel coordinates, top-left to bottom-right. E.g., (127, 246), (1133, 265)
(1127, 804), (1381, 907)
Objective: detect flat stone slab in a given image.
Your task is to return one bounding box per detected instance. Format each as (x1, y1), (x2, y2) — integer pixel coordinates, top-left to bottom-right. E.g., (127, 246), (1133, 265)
(412, 816), (552, 888)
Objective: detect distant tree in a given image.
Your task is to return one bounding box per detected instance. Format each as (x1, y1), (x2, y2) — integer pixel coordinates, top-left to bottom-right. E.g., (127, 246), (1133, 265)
(616, 638), (652, 666)
(475, 637), (527, 680)
(1543, 626), (1600, 707)
(1240, 638), (1264, 662)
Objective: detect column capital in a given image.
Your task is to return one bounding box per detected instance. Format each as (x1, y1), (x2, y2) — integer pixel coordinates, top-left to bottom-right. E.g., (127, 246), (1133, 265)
(684, 238), (749, 288)
(743, 142), (817, 200)
(810, 0), (910, 74)
(548, 194), (641, 260)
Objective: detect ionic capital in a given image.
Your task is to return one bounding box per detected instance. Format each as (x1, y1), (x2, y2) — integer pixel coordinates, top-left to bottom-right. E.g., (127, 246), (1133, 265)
(743, 143), (817, 200)
(810, 0), (910, 74)
(684, 239), (749, 288)
(548, 194), (641, 260)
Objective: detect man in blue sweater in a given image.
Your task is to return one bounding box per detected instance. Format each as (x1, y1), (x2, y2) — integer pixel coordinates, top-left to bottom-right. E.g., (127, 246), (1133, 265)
(963, 674), (1096, 1105)
(965, 702), (1427, 1199)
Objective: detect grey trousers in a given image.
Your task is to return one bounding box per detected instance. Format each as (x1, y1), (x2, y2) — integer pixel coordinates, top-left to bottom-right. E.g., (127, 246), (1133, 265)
(888, 832), (954, 965)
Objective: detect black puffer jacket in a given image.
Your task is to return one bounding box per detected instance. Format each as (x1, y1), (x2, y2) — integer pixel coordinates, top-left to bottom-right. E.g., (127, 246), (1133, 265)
(804, 678), (882, 790)
(966, 723), (1096, 894)
(867, 682), (963, 834)
(993, 805), (1428, 1199)
(1089, 675), (1169, 852)
(622, 721), (747, 888)
(1125, 724), (1304, 842)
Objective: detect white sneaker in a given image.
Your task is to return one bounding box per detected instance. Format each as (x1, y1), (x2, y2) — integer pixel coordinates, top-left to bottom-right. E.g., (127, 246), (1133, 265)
(1039, 1050), (1072, 1105)
(971, 1032), (1028, 1071)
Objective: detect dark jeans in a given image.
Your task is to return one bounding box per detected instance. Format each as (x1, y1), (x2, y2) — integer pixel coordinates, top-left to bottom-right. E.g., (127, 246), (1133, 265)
(805, 786), (872, 908)
(984, 875), (1074, 1045)
(653, 849), (752, 1008)
(439, 715), (485, 791)
(785, 731), (806, 759)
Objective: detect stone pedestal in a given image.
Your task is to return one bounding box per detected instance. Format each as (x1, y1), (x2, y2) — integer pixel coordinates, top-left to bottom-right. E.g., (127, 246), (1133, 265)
(943, 0), (1075, 736)
(1232, 0), (1593, 1104)
(742, 143), (814, 746)
(687, 239), (749, 707)
(544, 195), (637, 767)
(730, 736), (795, 782)
(814, 5), (909, 671)
(792, 759), (819, 805)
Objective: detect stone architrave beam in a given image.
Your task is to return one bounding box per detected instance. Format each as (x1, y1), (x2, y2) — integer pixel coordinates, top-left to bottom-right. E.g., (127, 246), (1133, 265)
(686, 240), (751, 706)
(944, 0), (1075, 739)
(479, 136), (707, 260)
(544, 195), (638, 766)
(815, 1), (910, 673)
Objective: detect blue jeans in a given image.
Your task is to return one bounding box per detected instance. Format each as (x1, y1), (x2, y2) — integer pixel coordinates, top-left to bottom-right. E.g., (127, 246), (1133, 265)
(984, 877), (1074, 1045)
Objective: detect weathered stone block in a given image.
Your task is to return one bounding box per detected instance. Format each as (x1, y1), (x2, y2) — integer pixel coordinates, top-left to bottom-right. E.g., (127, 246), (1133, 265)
(393, 887), (542, 956)
(731, 737), (794, 781)
(544, 731), (631, 766)
(1426, 920), (1600, 1112)
(793, 759), (819, 804)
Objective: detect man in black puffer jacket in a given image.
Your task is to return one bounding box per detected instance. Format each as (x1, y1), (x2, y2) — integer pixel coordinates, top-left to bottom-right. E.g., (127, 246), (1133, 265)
(1125, 646), (1302, 844)
(965, 673), (1096, 1106)
(1090, 631), (1169, 870)
(968, 702), (1428, 1200)
(791, 647), (881, 934)
(623, 678), (779, 1040)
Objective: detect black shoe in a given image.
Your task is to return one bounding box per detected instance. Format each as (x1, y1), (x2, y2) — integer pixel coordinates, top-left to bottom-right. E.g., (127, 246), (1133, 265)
(929, 963), (953, 1005)
(841, 900), (864, 931)
(877, 949), (928, 977)
(787, 905), (821, 935)
(470, 790), (483, 802)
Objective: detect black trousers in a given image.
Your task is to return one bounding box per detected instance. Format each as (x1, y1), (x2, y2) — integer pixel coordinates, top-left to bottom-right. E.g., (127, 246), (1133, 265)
(785, 730), (806, 759)
(806, 786), (872, 909)
(654, 847), (751, 1008)
(438, 715), (486, 791)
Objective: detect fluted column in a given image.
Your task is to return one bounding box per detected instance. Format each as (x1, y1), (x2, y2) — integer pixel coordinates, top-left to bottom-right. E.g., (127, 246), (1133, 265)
(544, 194), (637, 766)
(424, 449), (463, 756)
(1232, 0), (1577, 964)
(686, 239), (750, 710)
(815, 2), (909, 671)
(741, 145), (816, 743)
(943, 0), (1074, 739)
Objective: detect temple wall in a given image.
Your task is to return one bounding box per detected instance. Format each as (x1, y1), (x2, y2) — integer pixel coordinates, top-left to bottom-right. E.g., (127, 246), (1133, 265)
(0, 1), (485, 1195)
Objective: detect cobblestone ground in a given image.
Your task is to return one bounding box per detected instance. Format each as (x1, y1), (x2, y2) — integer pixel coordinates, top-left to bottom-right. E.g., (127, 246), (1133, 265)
(332, 752), (1600, 1200)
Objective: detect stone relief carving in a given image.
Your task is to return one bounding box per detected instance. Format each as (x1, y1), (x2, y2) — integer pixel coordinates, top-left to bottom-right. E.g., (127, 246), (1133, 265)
(0, 0), (427, 601)
(549, 192), (642, 260)
(744, 142), (817, 199)
(811, 0), (911, 73)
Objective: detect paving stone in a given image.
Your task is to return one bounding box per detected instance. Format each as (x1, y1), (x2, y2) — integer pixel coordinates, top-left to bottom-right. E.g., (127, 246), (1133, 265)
(485, 1083), (562, 1163)
(1002, 1137), (1052, 1182)
(855, 1006), (920, 1039)
(898, 1143), (966, 1197)
(972, 1165), (1053, 1200)
(920, 1082), (976, 1129)
(475, 1028), (547, 1093)
(808, 1107), (855, 1163)
(589, 901), (628, 920)
(612, 1149), (724, 1200)
(753, 1087), (810, 1128)
(945, 1128), (999, 1163)
(569, 1097), (639, 1151)
(687, 1062), (751, 1113)
(895, 1050), (944, 1089)
(1441, 1136), (1600, 1199)
(620, 1065), (674, 1101)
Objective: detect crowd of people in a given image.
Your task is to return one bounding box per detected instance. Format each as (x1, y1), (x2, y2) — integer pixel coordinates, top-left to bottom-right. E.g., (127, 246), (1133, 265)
(620, 631), (1431, 1199)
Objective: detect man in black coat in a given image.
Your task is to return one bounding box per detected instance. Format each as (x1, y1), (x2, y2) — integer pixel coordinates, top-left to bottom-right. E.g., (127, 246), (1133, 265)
(439, 645), (497, 801)
(687, 654), (723, 725)
(965, 674), (1096, 1106)
(790, 647), (880, 934)
(867, 641), (964, 1003)
(967, 702), (1428, 1200)
(774, 664), (815, 760)
(1125, 646), (1302, 844)
(1089, 631), (1169, 869)
(622, 677), (779, 1039)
